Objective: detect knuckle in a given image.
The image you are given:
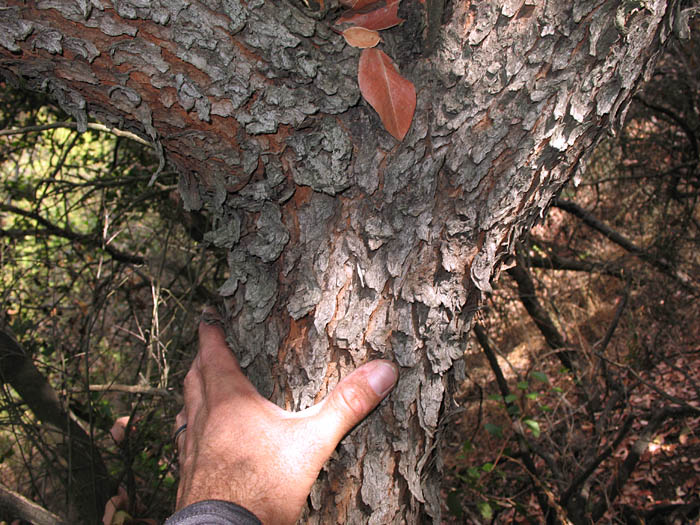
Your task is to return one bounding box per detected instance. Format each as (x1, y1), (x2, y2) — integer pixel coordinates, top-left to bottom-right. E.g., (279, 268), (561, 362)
(183, 369), (201, 395)
(337, 382), (367, 419)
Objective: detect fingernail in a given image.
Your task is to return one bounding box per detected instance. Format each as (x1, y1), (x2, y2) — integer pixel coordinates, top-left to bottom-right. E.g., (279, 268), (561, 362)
(366, 361), (398, 398)
(201, 305), (223, 325)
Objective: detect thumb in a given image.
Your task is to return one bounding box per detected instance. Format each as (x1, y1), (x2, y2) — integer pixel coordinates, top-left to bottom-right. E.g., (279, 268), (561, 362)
(312, 360), (398, 446)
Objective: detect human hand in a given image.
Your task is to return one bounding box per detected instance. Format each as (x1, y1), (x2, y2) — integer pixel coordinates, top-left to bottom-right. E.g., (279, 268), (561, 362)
(174, 308), (398, 524)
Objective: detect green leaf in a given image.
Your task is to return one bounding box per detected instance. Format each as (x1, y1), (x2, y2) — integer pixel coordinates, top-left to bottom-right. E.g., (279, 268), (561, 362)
(526, 392), (539, 400)
(504, 393), (518, 404)
(517, 381), (529, 390)
(485, 422), (503, 438)
(477, 501), (493, 519)
(488, 394), (502, 401)
(539, 404), (552, 412)
(552, 386), (563, 393)
(523, 418), (541, 438)
(531, 370), (549, 384)
(481, 462), (495, 472)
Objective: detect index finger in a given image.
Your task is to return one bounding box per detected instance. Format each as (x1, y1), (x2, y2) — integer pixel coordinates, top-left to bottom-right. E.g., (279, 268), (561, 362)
(195, 308), (257, 398)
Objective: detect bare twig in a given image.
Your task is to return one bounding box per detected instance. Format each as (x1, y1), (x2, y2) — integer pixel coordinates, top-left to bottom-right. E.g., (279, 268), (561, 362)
(88, 383), (183, 404)
(0, 121), (152, 148)
(0, 203), (144, 265)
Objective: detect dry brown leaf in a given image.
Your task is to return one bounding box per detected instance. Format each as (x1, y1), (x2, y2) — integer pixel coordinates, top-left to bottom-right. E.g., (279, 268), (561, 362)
(358, 48), (416, 141)
(343, 26), (381, 48)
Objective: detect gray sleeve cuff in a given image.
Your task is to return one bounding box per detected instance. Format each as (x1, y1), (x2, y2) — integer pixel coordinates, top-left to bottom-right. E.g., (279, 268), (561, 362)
(164, 500), (262, 525)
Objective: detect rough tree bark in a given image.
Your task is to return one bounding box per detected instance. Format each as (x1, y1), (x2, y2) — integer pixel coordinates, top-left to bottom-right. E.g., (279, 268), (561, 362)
(0, 0), (689, 522)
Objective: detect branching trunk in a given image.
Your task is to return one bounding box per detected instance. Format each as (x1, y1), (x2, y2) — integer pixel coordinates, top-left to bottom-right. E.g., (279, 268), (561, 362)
(0, 0), (686, 522)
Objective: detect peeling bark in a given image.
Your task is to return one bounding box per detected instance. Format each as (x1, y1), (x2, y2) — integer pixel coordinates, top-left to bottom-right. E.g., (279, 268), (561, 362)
(0, 0), (685, 522)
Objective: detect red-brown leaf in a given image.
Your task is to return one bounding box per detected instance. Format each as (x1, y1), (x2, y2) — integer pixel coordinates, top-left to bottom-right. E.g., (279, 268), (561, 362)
(342, 26), (381, 48)
(336, 0), (403, 31)
(358, 48), (416, 141)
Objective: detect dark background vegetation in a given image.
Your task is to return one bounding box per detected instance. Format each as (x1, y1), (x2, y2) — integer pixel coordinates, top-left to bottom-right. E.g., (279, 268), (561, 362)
(0, 19), (698, 525)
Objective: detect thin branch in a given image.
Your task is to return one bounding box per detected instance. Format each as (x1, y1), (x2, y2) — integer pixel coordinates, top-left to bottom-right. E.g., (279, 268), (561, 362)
(559, 415), (634, 508)
(0, 203), (144, 265)
(632, 95), (698, 161)
(473, 324), (559, 525)
(0, 121), (153, 148)
(553, 199), (697, 294)
(528, 253), (625, 280)
(596, 292), (628, 355)
(88, 383), (183, 403)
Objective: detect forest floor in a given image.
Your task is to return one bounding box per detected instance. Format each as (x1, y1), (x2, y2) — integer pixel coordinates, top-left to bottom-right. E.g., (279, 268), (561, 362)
(439, 270), (700, 524)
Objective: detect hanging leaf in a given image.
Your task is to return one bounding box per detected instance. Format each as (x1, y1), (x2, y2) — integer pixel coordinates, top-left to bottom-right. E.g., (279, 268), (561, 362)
(336, 0), (404, 30)
(523, 418), (541, 438)
(358, 48), (416, 141)
(342, 26), (381, 48)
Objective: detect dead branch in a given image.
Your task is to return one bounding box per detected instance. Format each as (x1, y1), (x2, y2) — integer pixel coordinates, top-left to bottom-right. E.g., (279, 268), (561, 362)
(506, 261), (576, 371)
(0, 326), (114, 524)
(0, 121), (153, 147)
(553, 199), (697, 294)
(0, 484), (67, 525)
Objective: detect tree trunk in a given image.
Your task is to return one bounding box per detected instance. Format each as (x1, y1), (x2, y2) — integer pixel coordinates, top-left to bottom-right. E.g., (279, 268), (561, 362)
(0, 0), (685, 522)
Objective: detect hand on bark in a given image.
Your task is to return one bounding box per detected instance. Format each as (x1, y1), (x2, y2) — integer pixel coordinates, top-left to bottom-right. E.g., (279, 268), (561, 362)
(174, 307), (399, 524)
